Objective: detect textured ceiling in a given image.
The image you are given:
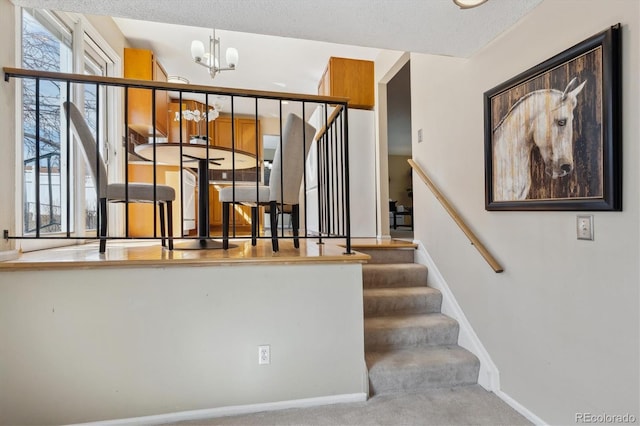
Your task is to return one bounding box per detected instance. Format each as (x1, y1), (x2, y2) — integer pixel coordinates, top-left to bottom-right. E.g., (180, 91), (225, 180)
(13, 0), (543, 57)
(12, 0), (542, 150)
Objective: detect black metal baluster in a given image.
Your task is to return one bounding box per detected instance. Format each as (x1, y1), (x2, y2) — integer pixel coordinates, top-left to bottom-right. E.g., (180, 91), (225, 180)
(302, 102), (308, 240)
(34, 77), (41, 237)
(95, 84), (102, 242)
(124, 87), (130, 238)
(342, 105), (352, 254)
(151, 87), (157, 239)
(65, 82), (71, 237)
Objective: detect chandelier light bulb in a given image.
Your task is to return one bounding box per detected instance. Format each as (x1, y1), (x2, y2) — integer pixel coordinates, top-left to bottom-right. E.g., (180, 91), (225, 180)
(226, 47), (239, 68)
(191, 40), (205, 62)
(207, 108), (219, 121)
(174, 107), (219, 123)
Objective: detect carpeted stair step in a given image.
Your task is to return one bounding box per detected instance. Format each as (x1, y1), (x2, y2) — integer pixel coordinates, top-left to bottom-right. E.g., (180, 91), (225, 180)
(363, 264), (428, 289)
(366, 345), (480, 395)
(358, 248), (415, 264)
(365, 314), (459, 351)
(364, 287), (442, 317)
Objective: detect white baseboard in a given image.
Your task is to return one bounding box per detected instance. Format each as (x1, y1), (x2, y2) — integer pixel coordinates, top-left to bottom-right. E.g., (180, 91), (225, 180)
(70, 393), (368, 426)
(0, 249), (19, 262)
(496, 390), (548, 425)
(414, 241), (500, 391)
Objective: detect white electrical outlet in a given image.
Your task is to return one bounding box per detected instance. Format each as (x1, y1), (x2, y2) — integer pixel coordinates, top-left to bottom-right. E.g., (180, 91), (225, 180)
(258, 345), (270, 365)
(577, 215), (594, 240)
(417, 128), (423, 143)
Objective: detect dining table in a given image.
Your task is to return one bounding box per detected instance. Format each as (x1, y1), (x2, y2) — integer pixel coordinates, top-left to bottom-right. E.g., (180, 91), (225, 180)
(134, 142), (257, 249)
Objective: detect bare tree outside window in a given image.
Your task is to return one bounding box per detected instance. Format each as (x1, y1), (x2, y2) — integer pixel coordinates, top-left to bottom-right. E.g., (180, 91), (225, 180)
(21, 9), (71, 234)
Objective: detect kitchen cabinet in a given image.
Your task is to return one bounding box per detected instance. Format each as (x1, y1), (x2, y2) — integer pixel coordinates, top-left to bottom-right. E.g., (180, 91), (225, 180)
(168, 106), (259, 157)
(317, 57), (374, 110)
(208, 184), (261, 234)
(213, 117), (234, 150)
(212, 116), (260, 156)
(124, 48), (169, 137)
(235, 118), (260, 154)
(126, 163), (196, 238)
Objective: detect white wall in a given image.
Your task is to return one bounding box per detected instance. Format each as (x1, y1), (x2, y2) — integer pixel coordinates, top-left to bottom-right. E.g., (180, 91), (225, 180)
(305, 107), (377, 237)
(0, 263), (366, 425)
(347, 109), (377, 237)
(410, 0), (639, 424)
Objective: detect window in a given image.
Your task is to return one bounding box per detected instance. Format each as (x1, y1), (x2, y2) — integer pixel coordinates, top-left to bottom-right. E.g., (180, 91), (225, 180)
(21, 9), (72, 236)
(19, 9), (116, 250)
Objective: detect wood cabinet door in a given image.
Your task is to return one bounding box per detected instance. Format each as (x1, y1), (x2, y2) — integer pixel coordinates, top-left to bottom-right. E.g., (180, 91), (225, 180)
(319, 57), (374, 110)
(124, 48), (153, 135)
(126, 163), (180, 237)
(210, 185), (261, 230)
(213, 117), (233, 149)
(153, 60), (169, 136)
(124, 48), (170, 137)
(209, 185), (222, 225)
(236, 118), (260, 156)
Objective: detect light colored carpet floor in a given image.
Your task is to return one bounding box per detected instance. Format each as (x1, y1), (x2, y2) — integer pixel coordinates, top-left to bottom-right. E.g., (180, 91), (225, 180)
(389, 228), (414, 241)
(168, 385), (531, 426)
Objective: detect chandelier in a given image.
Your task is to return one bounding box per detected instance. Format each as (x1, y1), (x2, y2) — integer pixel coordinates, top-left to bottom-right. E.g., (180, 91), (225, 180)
(174, 106), (220, 144)
(190, 29), (239, 79)
(174, 108), (219, 124)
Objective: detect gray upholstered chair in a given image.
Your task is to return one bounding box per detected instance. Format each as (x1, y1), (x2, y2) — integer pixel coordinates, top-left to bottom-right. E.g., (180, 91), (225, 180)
(63, 101), (175, 253)
(219, 113), (316, 251)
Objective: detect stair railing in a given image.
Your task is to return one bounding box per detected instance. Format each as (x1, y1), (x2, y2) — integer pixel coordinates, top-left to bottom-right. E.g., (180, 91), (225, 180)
(4, 67), (352, 252)
(408, 159), (503, 273)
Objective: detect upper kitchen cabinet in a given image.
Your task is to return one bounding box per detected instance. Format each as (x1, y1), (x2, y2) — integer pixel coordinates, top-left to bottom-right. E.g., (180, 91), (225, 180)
(124, 48), (169, 137)
(317, 57), (374, 110)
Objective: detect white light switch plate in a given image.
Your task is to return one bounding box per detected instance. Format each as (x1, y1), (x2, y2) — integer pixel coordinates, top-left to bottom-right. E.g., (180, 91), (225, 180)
(576, 215), (594, 240)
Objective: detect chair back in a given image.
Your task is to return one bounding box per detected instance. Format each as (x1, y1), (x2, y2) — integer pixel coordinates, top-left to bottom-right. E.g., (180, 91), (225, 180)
(63, 101), (108, 197)
(269, 113), (316, 205)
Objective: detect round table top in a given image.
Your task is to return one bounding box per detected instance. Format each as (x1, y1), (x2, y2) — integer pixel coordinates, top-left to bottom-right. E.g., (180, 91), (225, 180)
(134, 143), (258, 170)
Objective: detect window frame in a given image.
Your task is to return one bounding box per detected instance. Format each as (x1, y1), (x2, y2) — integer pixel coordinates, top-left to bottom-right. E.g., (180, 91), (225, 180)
(15, 8), (123, 252)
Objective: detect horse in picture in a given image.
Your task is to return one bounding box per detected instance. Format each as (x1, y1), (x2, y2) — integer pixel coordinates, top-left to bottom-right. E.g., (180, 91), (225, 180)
(492, 77), (587, 201)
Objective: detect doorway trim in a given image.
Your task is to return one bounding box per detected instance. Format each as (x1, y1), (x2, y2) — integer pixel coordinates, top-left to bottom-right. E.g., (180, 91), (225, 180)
(375, 52), (410, 239)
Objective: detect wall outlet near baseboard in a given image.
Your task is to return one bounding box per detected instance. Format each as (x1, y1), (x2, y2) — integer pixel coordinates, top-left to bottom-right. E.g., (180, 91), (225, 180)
(258, 345), (270, 365)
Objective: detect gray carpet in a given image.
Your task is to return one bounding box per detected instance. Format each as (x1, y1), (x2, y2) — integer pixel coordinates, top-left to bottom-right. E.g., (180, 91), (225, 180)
(169, 385), (531, 425)
(360, 252), (478, 396)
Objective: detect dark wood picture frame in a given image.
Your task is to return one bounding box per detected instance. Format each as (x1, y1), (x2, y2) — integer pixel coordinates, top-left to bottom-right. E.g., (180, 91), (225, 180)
(484, 24), (622, 211)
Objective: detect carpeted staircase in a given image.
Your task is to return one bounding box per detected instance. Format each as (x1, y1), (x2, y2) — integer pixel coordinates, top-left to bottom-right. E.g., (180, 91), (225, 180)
(358, 243), (480, 396)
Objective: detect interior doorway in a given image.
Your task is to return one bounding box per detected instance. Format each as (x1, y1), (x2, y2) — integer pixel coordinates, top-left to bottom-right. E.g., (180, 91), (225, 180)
(386, 61), (413, 239)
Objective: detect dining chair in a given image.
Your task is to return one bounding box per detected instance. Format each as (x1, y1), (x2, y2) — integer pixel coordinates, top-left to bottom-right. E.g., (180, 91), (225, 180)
(219, 113), (316, 251)
(63, 101), (175, 253)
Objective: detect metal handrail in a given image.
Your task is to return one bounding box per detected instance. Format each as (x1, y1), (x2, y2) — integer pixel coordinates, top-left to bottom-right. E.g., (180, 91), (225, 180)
(3, 67), (350, 104)
(4, 67), (352, 252)
(408, 159), (504, 273)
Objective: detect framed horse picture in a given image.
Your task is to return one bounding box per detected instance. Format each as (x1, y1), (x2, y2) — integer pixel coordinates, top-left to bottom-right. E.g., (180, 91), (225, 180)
(484, 24), (622, 211)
